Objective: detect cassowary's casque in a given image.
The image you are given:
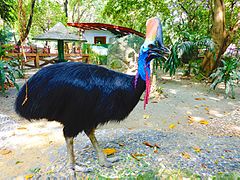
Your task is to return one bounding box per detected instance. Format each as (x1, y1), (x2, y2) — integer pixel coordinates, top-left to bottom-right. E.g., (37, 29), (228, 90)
(15, 17), (168, 171)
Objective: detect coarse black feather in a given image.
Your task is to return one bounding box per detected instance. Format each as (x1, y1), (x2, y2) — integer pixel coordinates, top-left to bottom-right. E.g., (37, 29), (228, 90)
(15, 62), (146, 137)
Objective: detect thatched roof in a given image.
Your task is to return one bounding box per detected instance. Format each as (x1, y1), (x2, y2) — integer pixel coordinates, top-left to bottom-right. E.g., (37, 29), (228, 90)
(33, 22), (85, 41)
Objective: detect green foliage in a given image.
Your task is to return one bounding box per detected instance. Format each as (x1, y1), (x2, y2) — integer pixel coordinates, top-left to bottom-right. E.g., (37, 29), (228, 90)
(30, 0), (67, 38)
(164, 41), (182, 76)
(68, 0), (105, 22)
(0, 44), (13, 58)
(102, 0), (170, 33)
(210, 58), (240, 98)
(0, 26), (14, 44)
(0, 0), (17, 24)
(164, 37), (215, 77)
(82, 44), (108, 65)
(90, 53), (108, 65)
(0, 58), (23, 94)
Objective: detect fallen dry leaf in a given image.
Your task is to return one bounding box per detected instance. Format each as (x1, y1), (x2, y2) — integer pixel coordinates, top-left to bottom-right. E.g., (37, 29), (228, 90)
(195, 97), (206, 101)
(132, 153), (146, 157)
(131, 153), (146, 161)
(131, 153), (140, 161)
(0, 149), (12, 155)
(25, 174), (34, 179)
(181, 152), (191, 159)
(102, 148), (117, 156)
(187, 116), (208, 125)
(224, 149), (232, 152)
(154, 143), (160, 149)
(204, 107), (209, 111)
(199, 120), (209, 125)
(15, 161), (23, 164)
(143, 141), (154, 148)
(201, 163), (207, 168)
(17, 127), (27, 130)
(118, 143), (125, 147)
(143, 114), (151, 119)
(169, 124), (176, 129)
(193, 146), (201, 153)
(187, 116), (194, 124)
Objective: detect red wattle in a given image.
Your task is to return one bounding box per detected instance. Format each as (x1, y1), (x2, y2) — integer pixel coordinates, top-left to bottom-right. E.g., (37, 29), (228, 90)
(144, 71), (151, 109)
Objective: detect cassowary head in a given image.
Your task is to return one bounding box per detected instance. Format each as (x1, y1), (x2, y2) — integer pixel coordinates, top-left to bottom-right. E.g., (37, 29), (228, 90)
(138, 17), (169, 81)
(137, 17), (169, 109)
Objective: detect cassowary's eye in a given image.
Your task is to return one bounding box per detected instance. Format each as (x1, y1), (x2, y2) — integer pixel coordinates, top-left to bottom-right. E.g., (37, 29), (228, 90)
(148, 44), (154, 49)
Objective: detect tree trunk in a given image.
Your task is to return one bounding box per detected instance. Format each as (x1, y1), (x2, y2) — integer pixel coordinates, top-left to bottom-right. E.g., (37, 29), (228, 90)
(64, 0), (68, 18)
(17, 0), (36, 46)
(201, 0), (240, 75)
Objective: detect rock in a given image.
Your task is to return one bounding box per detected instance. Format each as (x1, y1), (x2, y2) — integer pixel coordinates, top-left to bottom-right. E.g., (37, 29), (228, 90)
(107, 34), (144, 74)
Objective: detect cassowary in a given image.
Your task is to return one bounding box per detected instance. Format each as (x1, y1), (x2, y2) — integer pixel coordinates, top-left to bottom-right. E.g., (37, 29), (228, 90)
(15, 17), (168, 171)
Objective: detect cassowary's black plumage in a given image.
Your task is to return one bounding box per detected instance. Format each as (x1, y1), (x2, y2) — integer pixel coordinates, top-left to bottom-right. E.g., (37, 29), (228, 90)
(15, 62), (145, 137)
(15, 17), (168, 171)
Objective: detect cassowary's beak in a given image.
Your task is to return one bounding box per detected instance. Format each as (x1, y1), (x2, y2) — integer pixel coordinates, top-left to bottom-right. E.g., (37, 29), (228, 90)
(142, 17), (170, 55)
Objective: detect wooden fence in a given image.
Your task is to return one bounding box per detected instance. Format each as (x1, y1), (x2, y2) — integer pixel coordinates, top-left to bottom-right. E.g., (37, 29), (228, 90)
(2, 45), (89, 68)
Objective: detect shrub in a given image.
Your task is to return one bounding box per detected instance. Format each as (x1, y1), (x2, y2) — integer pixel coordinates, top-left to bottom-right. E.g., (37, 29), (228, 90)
(0, 58), (23, 94)
(210, 57), (240, 98)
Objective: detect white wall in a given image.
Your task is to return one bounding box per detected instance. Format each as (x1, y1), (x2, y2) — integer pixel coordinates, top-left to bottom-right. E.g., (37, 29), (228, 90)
(83, 30), (117, 44)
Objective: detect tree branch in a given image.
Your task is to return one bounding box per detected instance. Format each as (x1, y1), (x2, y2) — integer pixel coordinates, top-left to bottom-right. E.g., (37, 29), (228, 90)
(17, 0), (36, 45)
(231, 19), (240, 34)
(178, 2), (189, 15)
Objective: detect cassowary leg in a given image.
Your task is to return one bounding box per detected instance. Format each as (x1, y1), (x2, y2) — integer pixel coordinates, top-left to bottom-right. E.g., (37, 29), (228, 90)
(64, 136), (75, 169)
(64, 135), (93, 172)
(85, 129), (112, 167)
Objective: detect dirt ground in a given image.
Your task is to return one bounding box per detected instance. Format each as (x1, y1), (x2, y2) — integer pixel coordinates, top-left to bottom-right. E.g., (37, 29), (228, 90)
(0, 71), (239, 179)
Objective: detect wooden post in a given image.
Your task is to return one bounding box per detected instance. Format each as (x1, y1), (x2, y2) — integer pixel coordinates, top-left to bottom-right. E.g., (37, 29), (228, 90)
(35, 54), (40, 68)
(57, 40), (64, 62)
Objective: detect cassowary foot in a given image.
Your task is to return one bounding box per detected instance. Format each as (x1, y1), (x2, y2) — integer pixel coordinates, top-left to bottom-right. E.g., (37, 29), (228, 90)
(69, 163), (93, 172)
(99, 158), (112, 167)
(107, 156), (121, 163)
(99, 156), (121, 167)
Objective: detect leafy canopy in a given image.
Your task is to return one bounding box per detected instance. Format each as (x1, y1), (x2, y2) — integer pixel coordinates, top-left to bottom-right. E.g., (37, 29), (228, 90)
(0, 0), (17, 24)
(102, 0), (170, 33)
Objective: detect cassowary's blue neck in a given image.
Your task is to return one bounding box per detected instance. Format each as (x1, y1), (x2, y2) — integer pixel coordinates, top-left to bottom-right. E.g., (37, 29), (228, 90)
(137, 49), (151, 81)
(135, 47), (152, 109)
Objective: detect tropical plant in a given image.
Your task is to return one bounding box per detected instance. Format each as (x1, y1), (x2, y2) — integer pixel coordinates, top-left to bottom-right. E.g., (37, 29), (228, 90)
(164, 37), (215, 77)
(164, 41), (197, 76)
(164, 41), (181, 76)
(210, 57), (240, 98)
(0, 59), (23, 94)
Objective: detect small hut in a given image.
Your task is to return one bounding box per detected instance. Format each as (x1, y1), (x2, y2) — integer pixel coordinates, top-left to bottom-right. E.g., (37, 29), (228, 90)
(33, 22), (86, 62)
